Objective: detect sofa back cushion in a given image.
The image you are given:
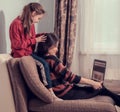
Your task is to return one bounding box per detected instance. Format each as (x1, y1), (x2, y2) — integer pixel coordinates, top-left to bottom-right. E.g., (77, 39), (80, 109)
(19, 56), (53, 103)
(7, 58), (28, 112)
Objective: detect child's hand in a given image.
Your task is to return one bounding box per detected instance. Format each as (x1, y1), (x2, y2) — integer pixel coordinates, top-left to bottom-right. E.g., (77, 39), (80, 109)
(36, 35), (47, 43)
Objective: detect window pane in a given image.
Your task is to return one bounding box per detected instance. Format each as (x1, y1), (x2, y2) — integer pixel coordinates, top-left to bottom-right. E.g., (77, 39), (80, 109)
(79, 0), (120, 54)
(93, 0), (120, 53)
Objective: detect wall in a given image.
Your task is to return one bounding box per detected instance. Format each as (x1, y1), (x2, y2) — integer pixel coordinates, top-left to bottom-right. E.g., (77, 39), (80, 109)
(0, 0), (55, 53)
(37, 0), (55, 33)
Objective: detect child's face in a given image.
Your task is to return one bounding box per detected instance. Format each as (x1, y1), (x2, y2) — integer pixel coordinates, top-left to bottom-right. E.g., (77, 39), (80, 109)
(48, 44), (58, 56)
(31, 11), (44, 23)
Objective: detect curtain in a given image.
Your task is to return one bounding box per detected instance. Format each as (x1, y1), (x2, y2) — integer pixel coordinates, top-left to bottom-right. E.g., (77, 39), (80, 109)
(54, 0), (77, 68)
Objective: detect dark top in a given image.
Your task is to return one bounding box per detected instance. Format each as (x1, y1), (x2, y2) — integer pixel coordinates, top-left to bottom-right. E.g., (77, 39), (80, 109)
(44, 55), (81, 97)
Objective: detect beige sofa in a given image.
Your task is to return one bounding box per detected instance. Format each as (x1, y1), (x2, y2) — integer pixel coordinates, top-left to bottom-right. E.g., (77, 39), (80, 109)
(0, 54), (120, 112)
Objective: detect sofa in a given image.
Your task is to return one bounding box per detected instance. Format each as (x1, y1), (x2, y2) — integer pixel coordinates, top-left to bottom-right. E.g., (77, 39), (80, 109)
(0, 54), (120, 112)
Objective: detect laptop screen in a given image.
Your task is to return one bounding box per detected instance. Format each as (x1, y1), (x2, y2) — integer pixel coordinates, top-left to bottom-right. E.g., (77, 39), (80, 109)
(92, 59), (106, 82)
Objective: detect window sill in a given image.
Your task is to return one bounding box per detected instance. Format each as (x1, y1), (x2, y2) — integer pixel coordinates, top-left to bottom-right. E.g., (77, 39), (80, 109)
(79, 51), (120, 55)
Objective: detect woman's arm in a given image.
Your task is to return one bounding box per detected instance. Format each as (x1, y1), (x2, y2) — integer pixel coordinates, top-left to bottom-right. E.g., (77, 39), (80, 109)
(45, 55), (81, 84)
(46, 55), (103, 90)
(79, 77), (103, 89)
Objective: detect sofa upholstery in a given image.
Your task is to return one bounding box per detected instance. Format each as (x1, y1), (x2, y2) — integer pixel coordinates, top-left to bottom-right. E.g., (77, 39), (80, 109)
(0, 54), (15, 112)
(0, 54), (120, 112)
(7, 58), (28, 112)
(19, 56), (53, 103)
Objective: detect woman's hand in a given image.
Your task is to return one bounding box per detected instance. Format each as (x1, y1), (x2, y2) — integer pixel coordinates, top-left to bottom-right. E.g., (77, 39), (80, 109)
(91, 81), (103, 89)
(36, 35), (47, 43)
(79, 77), (103, 89)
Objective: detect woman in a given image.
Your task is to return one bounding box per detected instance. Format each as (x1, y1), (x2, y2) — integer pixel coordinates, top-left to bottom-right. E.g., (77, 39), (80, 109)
(9, 2), (61, 101)
(35, 33), (120, 106)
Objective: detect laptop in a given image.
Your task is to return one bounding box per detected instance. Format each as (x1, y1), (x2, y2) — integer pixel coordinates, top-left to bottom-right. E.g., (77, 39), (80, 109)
(91, 59), (106, 82)
(78, 59), (106, 87)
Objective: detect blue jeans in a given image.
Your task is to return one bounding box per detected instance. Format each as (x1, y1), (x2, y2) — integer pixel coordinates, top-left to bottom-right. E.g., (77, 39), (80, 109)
(31, 53), (52, 88)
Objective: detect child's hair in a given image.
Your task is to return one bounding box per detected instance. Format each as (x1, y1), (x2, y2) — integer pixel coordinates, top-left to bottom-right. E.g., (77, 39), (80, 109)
(36, 33), (59, 57)
(20, 2), (45, 34)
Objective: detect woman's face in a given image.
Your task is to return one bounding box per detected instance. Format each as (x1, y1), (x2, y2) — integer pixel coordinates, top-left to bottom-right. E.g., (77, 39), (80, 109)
(48, 44), (58, 56)
(31, 11), (44, 23)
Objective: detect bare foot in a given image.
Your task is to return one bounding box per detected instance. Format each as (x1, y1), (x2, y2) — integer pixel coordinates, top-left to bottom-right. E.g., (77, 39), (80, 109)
(53, 96), (63, 101)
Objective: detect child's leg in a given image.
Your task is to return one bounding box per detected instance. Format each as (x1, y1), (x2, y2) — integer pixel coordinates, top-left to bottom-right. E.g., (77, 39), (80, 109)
(31, 54), (63, 101)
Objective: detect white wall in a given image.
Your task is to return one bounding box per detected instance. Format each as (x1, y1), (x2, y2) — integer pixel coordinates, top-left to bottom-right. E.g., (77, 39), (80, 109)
(37, 0), (55, 33)
(0, 0), (55, 53)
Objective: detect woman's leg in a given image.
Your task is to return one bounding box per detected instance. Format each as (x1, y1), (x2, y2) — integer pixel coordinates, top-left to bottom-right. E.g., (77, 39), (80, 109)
(99, 86), (120, 106)
(61, 85), (101, 100)
(61, 85), (120, 106)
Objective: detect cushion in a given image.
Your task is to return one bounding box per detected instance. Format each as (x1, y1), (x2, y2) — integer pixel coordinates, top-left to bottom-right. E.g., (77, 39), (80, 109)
(19, 56), (53, 103)
(29, 98), (116, 112)
(87, 95), (115, 104)
(7, 58), (28, 112)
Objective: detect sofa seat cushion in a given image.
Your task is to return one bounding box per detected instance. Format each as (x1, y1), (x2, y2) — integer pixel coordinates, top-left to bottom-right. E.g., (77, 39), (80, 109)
(19, 56), (53, 104)
(87, 95), (115, 104)
(29, 97), (116, 112)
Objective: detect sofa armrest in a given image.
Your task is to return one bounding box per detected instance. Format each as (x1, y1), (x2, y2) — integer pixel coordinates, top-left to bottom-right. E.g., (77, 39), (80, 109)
(0, 54), (15, 112)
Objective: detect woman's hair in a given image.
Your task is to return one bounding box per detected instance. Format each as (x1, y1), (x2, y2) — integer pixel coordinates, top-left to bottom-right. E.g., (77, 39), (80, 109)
(20, 2), (45, 34)
(36, 33), (59, 57)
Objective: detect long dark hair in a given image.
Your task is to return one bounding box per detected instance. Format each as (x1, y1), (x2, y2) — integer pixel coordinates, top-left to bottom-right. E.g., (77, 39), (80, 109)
(36, 33), (59, 57)
(20, 2), (45, 35)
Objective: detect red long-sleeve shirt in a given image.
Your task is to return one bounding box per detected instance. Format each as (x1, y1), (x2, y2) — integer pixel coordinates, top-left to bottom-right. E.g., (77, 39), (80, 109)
(9, 16), (36, 58)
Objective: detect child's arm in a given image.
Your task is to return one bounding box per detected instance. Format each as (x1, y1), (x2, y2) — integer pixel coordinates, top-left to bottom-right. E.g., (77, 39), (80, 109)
(36, 33), (46, 37)
(35, 34), (47, 43)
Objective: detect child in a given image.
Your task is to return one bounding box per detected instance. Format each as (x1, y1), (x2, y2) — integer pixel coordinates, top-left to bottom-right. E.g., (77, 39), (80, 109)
(9, 2), (46, 58)
(9, 2), (61, 101)
(35, 33), (120, 106)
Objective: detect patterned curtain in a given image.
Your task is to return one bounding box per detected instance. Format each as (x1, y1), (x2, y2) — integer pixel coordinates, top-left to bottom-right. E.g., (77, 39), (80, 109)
(54, 0), (78, 68)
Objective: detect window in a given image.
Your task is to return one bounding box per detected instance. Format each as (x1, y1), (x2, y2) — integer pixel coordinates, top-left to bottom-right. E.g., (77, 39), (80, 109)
(78, 0), (120, 54)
